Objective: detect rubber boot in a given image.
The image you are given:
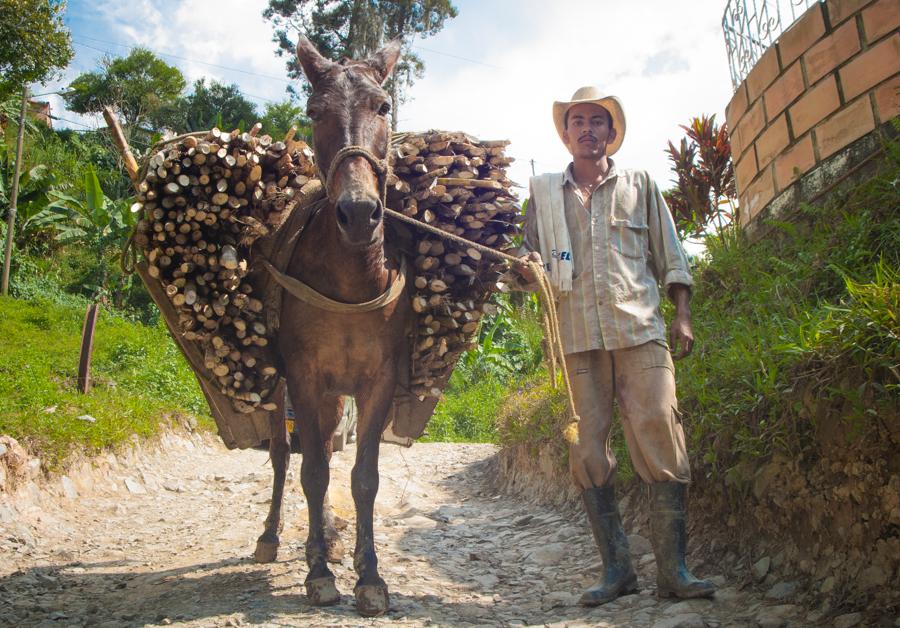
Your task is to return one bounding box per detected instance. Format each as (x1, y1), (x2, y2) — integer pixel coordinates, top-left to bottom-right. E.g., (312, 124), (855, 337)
(649, 482), (716, 599)
(579, 485), (638, 606)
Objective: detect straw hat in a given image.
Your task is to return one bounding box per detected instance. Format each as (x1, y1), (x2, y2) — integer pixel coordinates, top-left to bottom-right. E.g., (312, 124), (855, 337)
(552, 86), (626, 155)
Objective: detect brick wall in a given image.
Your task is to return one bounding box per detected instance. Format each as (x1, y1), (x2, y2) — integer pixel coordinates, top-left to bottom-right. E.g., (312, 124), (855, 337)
(726, 0), (899, 226)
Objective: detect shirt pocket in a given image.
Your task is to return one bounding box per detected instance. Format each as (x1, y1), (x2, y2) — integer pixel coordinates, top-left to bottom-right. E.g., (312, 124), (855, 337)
(609, 218), (649, 260)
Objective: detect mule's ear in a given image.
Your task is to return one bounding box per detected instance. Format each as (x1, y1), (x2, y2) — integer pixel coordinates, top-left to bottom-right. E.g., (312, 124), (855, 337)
(369, 39), (402, 84)
(296, 36), (332, 85)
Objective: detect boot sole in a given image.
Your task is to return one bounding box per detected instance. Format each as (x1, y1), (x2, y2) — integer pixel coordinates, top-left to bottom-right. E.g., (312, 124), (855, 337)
(657, 585), (716, 599)
(579, 574), (639, 607)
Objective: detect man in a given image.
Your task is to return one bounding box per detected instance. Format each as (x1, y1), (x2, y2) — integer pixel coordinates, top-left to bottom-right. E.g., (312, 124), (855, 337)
(512, 86), (715, 605)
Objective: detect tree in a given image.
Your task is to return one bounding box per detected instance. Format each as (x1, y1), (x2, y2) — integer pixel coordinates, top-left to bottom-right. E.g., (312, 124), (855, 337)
(259, 99), (311, 139)
(64, 48), (186, 132)
(263, 0), (458, 130)
(664, 114), (736, 240)
(175, 79), (259, 132)
(0, 0), (73, 96)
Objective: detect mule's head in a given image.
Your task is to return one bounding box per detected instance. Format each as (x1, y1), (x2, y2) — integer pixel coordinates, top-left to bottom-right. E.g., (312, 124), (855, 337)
(296, 36), (401, 247)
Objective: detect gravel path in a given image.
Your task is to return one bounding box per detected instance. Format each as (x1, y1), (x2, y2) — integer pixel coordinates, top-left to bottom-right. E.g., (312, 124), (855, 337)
(0, 434), (819, 627)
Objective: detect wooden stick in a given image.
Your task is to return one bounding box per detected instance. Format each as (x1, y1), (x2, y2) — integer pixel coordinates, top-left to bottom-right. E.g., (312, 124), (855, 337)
(102, 106), (139, 184)
(436, 177), (502, 190)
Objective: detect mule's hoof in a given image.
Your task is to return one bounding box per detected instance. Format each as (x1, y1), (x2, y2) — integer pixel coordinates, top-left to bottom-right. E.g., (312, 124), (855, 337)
(306, 577), (340, 606)
(325, 535), (345, 563)
(354, 583), (389, 617)
(253, 540), (279, 563)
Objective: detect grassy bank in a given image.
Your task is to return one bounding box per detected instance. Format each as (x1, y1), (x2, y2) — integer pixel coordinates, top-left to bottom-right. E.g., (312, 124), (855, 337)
(679, 143), (899, 487)
(0, 287), (211, 470)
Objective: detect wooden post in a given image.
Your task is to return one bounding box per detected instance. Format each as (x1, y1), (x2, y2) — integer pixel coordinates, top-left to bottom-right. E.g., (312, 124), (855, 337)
(1, 86), (29, 296)
(77, 303), (100, 393)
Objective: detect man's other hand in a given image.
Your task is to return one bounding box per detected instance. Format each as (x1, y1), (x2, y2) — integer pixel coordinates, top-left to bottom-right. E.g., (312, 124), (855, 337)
(668, 283), (693, 360)
(669, 312), (694, 360)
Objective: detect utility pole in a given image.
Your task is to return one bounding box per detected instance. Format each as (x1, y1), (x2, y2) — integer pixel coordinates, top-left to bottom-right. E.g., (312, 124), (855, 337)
(1, 86), (28, 296)
(530, 159), (536, 176)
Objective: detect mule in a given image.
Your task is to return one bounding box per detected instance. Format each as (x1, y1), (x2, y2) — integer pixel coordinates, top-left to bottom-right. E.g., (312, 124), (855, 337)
(252, 36), (411, 617)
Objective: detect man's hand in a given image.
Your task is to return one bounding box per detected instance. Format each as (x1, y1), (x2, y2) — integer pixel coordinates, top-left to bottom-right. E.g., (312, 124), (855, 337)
(514, 251), (544, 285)
(668, 284), (694, 360)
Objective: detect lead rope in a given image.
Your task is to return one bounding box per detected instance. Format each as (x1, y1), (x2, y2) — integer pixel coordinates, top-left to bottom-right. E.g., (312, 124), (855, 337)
(382, 206), (581, 446)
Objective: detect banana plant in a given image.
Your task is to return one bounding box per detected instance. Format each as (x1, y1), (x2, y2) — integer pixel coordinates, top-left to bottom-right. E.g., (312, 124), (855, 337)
(44, 164), (135, 250)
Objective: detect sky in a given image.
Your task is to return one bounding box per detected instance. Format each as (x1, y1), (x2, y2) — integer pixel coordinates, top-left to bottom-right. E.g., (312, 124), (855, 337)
(42, 0), (736, 198)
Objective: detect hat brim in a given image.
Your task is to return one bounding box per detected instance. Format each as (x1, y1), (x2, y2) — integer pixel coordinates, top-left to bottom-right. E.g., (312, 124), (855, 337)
(553, 95), (626, 155)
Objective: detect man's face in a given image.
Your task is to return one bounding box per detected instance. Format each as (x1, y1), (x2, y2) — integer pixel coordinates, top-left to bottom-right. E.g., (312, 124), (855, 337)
(563, 103), (616, 159)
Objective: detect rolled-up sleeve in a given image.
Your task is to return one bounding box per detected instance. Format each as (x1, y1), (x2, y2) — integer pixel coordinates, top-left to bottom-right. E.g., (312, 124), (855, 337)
(646, 177), (693, 296)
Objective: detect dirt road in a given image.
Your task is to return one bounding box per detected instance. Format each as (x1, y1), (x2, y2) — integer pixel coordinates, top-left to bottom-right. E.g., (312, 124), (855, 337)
(0, 433), (820, 627)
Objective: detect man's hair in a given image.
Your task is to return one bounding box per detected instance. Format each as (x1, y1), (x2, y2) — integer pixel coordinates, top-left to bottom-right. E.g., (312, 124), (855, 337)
(564, 105), (613, 130)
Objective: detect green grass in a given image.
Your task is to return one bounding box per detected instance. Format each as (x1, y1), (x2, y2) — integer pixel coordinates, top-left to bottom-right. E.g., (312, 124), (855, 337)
(424, 374), (509, 442)
(0, 294), (212, 470)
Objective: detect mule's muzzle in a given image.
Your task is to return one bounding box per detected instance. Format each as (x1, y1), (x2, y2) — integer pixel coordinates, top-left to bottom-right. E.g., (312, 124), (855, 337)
(336, 194), (383, 245)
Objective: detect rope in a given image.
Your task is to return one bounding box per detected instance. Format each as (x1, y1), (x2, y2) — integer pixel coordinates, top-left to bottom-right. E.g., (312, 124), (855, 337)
(120, 231), (137, 274)
(383, 206), (581, 445)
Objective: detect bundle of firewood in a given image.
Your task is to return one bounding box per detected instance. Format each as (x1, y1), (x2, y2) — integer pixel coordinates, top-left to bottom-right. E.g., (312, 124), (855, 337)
(130, 126), (520, 414)
(386, 131), (522, 400)
(131, 126), (319, 413)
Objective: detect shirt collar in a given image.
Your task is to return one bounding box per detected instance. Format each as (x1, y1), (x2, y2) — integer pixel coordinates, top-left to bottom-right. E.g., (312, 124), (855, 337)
(561, 158), (618, 187)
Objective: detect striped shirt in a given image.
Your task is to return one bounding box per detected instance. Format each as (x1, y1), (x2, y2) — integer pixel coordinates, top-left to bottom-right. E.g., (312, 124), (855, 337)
(520, 160), (693, 354)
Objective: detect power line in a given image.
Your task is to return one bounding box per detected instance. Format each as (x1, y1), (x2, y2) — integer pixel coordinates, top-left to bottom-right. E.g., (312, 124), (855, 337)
(75, 32), (501, 76)
(411, 44), (503, 70)
(73, 34), (293, 84)
(49, 114), (96, 129)
(70, 41), (280, 105)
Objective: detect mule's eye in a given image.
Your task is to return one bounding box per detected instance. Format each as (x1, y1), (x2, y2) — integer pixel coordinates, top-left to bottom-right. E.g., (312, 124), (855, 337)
(377, 101), (391, 116)
(306, 105), (321, 121)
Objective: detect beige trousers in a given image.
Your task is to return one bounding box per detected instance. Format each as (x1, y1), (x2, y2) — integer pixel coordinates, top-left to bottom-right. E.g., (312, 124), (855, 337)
(566, 340), (691, 488)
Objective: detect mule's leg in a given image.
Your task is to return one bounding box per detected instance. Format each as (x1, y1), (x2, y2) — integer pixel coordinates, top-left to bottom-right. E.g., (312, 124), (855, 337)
(293, 385), (343, 606)
(351, 379), (396, 617)
(324, 396), (347, 563)
(254, 411), (290, 563)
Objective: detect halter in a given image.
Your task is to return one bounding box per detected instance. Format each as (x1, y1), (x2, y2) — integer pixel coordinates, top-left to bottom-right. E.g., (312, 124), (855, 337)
(318, 144), (390, 206)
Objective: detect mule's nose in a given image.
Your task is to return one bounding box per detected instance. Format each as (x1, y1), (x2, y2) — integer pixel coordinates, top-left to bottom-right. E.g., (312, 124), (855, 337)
(336, 197), (382, 243)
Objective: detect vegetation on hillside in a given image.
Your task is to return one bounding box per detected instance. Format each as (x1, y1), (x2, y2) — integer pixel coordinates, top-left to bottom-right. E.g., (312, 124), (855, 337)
(679, 133), (898, 486)
(0, 288), (210, 471)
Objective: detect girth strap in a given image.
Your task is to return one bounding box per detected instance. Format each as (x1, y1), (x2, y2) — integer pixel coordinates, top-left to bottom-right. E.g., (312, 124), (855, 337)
(261, 257), (406, 313)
